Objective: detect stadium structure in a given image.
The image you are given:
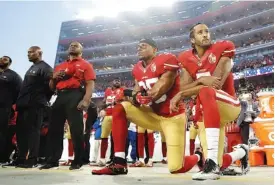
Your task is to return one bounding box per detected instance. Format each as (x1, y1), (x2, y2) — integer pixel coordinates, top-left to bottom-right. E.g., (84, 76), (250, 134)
(55, 1), (274, 100)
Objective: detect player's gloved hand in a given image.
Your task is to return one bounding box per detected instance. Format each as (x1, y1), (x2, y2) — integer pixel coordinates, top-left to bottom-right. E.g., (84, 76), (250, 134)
(133, 91), (152, 106)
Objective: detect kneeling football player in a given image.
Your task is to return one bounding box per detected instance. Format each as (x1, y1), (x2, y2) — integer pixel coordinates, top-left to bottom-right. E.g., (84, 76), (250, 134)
(92, 38), (203, 175)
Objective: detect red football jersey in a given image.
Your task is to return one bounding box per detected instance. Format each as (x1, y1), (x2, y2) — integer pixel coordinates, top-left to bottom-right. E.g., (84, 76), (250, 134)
(178, 40), (236, 97)
(132, 53), (185, 117)
(104, 87), (124, 116)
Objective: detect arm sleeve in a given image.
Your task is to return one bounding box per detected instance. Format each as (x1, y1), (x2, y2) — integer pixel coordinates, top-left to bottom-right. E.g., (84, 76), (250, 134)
(13, 74), (23, 104)
(163, 54), (180, 72)
(42, 66), (54, 100)
(221, 41), (236, 58)
(84, 62), (96, 81)
(42, 66), (53, 81)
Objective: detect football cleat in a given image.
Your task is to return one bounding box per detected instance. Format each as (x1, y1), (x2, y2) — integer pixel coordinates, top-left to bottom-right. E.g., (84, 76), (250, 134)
(91, 162), (128, 175)
(233, 144), (250, 175)
(192, 159), (220, 180)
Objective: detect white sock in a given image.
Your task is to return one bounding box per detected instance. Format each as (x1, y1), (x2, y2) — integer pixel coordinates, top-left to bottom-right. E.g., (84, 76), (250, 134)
(229, 148), (246, 162)
(195, 154), (201, 162)
(163, 157), (167, 161)
(205, 128), (220, 164)
(115, 152), (125, 159)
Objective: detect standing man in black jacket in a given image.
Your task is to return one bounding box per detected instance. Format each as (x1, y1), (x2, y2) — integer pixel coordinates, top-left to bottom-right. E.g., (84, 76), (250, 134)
(16, 46), (53, 168)
(0, 56), (22, 164)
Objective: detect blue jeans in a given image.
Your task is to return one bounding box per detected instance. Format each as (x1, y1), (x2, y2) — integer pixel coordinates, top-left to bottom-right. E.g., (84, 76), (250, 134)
(127, 131), (137, 161)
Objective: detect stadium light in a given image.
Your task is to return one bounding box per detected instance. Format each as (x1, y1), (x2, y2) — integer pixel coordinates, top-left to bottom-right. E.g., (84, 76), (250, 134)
(75, 0), (179, 20)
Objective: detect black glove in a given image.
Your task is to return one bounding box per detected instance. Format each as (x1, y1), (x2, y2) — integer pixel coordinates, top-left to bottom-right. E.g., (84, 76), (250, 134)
(123, 89), (133, 97)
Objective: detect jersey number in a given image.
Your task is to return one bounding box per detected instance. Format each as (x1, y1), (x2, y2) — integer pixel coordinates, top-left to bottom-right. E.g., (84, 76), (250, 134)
(138, 77), (167, 104)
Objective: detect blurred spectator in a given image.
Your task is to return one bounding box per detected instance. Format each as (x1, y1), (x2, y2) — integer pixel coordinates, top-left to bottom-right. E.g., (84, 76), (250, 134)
(90, 109), (105, 164)
(237, 92), (260, 144)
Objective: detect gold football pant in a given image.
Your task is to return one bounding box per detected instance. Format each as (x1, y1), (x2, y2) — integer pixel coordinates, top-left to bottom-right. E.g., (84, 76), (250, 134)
(101, 116), (112, 138)
(121, 101), (186, 172)
(189, 122), (203, 140)
(137, 126), (153, 133)
(160, 131), (166, 142)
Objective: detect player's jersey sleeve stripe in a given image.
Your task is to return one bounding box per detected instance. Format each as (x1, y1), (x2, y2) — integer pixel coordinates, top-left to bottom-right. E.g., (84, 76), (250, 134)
(223, 49), (236, 53)
(216, 90), (240, 105)
(164, 63), (179, 68)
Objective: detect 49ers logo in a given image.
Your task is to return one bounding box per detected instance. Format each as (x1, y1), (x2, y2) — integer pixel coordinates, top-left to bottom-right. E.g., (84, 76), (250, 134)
(138, 77), (167, 104)
(208, 53), (217, 64)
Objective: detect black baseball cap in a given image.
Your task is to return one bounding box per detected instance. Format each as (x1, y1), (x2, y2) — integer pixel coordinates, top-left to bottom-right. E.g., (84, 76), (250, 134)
(139, 38), (158, 49)
(2, 56), (12, 64)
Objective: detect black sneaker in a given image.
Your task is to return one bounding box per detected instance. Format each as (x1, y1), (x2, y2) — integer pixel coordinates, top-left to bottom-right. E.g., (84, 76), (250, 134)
(2, 161), (17, 168)
(92, 157), (128, 175)
(14, 159), (25, 168)
(106, 160), (113, 165)
(192, 159), (221, 180)
(91, 162), (128, 175)
(38, 158), (47, 165)
(69, 164), (82, 170)
(82, 160), (90, 165)
(17, 163), (38, 168)
(39, 163), (59, 170)
(221, 168), (242, 176)
(233, 144), (250, 174)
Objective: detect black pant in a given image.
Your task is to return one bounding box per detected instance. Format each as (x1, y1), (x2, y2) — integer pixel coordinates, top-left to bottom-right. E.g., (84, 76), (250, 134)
(109, 134), (114, 162)
(0, 106), (11, 162)
(144, 130), (149, 164)
(16, 107), (44, 164)
(47, 90), (84, 165)
(39, 135), (48, 158)
(1, 125), (16, 162)
(240, 121), (251, 145)
(82, 104), (97, 163)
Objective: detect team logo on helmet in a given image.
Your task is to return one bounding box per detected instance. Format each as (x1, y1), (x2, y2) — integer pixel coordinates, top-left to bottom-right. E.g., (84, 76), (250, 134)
(208, 53), (217, 64)
(151, 63), (156, 72)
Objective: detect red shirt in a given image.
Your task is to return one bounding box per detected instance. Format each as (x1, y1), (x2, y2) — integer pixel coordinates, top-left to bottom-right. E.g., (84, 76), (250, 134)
(132, 53), (185, 117)
(178, 40), (236, 97)
(55, 58), (96, 90)
(104, 87), (125, 116)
